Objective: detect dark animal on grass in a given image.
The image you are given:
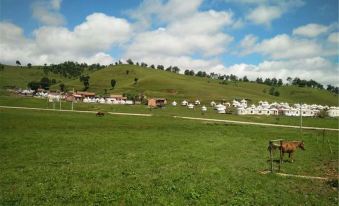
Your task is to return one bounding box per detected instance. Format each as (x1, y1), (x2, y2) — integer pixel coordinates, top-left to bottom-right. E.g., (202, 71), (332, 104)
(268, 141), (305, 163)
(96, 112), (104, 117)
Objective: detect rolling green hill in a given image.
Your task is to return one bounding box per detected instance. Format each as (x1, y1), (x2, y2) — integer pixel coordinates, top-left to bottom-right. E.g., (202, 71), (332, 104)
(0, 64), (337, 105)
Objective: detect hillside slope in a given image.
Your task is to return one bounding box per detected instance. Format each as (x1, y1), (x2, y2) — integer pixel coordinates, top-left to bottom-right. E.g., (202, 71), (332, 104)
(1, 65), (337, 105)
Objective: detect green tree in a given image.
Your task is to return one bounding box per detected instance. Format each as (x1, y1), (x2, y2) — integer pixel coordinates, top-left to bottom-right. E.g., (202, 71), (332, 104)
(134, 77), (138, 85)
(27, 63), (32, 68)
(27, 81), (41, 90)
(59, 83), (65, 92)
(243, 76), (249, 82)
(126, 59), (134, 65)
(16, 60), (21, 66)
(111, 79), (116, 89)
(40, 77), (50, 90)
(286, 77), (292, 85)
(157, 65), (164, 70)
(0, 64), (4, 71)
(269, 87), (275, 95)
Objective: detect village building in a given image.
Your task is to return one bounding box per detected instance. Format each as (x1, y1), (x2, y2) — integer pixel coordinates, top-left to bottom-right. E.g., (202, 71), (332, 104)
(327, 107), (339, 117)
(148, 98), (167, 107)
(110, 94), (127, 101)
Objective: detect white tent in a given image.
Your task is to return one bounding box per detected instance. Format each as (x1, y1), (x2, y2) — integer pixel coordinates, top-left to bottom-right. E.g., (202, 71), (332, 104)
(217, 107), (225, 114)
(172, 101), (177, 106)
(181, 100), (188, 106)
(201, 106), (207, 112)
(187, 103), (194, 109)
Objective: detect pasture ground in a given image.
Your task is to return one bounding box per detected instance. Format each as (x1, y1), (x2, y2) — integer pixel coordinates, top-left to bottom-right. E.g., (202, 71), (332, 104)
(0, 108), (338, 205)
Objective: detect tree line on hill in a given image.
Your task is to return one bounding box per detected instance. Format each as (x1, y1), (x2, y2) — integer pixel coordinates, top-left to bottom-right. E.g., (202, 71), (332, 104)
(3, 59), (338, 95)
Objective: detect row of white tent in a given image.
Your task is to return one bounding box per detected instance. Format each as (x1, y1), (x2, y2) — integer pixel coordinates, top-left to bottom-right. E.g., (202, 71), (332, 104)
(83, 97), (133, 105)
(173, 99), (339, 117)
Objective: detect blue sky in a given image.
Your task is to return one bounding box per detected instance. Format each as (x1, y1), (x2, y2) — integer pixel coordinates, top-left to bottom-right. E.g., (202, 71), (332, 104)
(0, 0), (338, 85)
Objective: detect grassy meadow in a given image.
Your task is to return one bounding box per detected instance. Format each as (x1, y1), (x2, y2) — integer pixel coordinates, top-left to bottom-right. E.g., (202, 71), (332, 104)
(0, 108), (338, 205)
(1, 65), (338, 106)
(0, 65), (338, 205)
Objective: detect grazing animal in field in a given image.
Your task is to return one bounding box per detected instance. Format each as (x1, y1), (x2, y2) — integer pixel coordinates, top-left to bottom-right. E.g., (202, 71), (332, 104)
(96, 112), (104, 117)
(268, 141), (305, 162)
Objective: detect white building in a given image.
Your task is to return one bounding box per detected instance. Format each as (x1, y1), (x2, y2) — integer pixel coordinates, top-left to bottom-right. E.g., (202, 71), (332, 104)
(327, 107), (339, 117)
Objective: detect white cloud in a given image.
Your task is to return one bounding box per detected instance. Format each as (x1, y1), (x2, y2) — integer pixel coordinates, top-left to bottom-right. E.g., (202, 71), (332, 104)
(328, 32), (339, 44)
(32, 0), (65, 26)
(214, 57), (339, 86)
(0, 13), (132, 65)
(293, 23), (329, 37)
(50, 0), (62, 10)
(34, 13), (132, 55)
(125, 1), (235, 69)
(245, 0), (304, 26)
(128, 0), (203, 29)
(167, 10), (234, 35)
(247, 5), (282, 26)
(240, 34), (257, 51)
(239, 34), (337, 59)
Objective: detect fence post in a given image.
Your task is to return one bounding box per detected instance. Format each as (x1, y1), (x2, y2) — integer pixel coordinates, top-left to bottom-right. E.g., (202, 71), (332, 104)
(269, 141), (273, 173)
(279, 140), (283, 172)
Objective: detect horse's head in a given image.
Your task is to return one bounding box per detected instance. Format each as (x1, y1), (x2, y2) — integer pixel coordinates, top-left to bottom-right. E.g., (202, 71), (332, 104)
(299, 141), (305, 150)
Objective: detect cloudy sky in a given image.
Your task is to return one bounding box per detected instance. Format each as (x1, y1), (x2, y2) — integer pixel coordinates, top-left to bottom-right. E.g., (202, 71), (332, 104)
(0, 0), (338, 85)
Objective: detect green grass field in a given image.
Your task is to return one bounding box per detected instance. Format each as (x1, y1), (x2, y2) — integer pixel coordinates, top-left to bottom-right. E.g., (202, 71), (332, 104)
(0, 108), (338, 205)
(0, 65), (338, 205)
(0, 95), (338, 129)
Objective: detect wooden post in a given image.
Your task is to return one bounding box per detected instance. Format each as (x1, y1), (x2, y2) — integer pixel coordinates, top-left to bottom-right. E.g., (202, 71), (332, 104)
(322, 129), (325, 144)
(327, 139), (333, 154)
(279, 140), (283, 172)
(300, 105), (303, 138)
(269, 141), (273, 172)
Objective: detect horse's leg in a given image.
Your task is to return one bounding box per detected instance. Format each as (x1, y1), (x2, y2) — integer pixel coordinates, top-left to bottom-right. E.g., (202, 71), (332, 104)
(290, 152), (294, 163)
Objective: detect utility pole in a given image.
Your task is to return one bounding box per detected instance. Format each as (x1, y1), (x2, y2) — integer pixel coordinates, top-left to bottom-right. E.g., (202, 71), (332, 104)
(300, 103), (303, 138)
(71, 88), (74, 111)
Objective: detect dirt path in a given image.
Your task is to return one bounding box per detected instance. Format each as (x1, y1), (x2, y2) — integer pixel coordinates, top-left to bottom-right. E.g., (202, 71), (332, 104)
(0, 105), (337, 131)
(0, 105), (152, 117)
(173, 116), (339, 131)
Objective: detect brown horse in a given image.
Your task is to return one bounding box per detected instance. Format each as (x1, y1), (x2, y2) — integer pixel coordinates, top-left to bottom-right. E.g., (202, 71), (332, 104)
(280, 141), (305, 162)
(268, 141), (305, 162)
(96, 112), (104, 117)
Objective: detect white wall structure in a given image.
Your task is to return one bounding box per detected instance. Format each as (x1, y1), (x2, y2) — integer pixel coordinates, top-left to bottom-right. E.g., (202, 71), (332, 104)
(327, 107), (339, 117)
